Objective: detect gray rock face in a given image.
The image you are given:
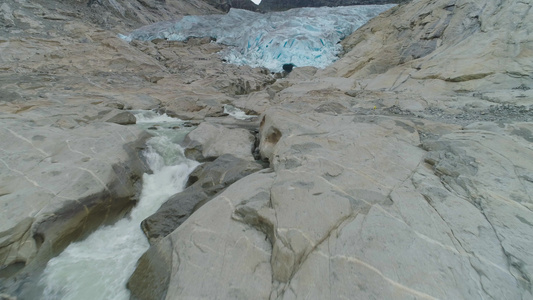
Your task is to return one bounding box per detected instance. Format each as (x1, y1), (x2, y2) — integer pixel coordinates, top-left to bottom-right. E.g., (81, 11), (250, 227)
(130, 109), (533, 300)
(0, 112), (149, 278)
(68, 0), (222, 30)
(139, 154), (264, 245)
(229, 0), (260, 11)
(129, 156), (265, 298)
(3, 0), (533, 298)
(324, 0), (533, 95)
(129, 171), (275, 300)
(127, 0), (533, 299)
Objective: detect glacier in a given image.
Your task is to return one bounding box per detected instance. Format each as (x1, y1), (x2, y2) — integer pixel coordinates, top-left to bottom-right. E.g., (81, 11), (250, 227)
(123, 5), (394, 72)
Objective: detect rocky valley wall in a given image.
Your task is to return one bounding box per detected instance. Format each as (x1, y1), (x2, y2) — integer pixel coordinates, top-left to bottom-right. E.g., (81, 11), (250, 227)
(1, 0), (532, 299)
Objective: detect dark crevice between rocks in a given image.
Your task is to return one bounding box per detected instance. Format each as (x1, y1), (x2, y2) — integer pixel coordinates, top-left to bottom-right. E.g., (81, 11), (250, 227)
(128, 117), (273, 298)
(139, 154), (266, 245)
(128, 155), (268, 299)
(253, 129), (271, 167)
(421, 142), (533, 292)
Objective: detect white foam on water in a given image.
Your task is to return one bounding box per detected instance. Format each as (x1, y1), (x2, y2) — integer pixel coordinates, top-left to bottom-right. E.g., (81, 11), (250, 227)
(39, 120), (199, 300)
(122, 5), (394, 72)
(223, 104), (255, 120)
(133, 110), (180, 124)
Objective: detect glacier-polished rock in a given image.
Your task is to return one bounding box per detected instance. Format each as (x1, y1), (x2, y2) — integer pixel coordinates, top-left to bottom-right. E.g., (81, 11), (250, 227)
(131, 111), (533, 300)
(129, 0), (533, 299)
(0, 112), (149, 278)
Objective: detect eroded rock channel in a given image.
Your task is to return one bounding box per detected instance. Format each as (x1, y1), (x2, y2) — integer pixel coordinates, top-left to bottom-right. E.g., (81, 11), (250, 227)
(1, 0), (533, 299)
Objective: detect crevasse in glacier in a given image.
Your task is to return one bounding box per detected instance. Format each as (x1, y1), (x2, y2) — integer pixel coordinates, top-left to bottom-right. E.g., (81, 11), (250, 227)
(123, 5), (394, 72)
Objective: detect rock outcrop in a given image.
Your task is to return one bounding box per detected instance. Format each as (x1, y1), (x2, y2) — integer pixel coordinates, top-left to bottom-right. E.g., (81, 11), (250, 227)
(326, 0), (532, 95)
(139, 154), (264, 245)
(182, 122), (256, 161)
(128, 0), (533, 299)
(0, 0), (275, 293)
(229, 0), (261, 11)
(0, 106), (150, 278)
(2, 0), (532, 298)
(0, 0), (220, 32)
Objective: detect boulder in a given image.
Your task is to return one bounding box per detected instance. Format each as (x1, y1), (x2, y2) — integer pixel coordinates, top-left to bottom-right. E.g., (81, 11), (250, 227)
(106, 111), (137, 125)
(183, 122), (256, 161)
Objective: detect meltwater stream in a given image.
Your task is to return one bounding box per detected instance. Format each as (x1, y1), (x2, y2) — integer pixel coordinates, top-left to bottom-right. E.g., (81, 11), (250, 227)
(39, 111), (199, 300)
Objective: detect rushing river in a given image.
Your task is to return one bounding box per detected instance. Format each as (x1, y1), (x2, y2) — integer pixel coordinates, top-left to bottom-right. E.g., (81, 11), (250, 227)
(39, 111), (199, 299)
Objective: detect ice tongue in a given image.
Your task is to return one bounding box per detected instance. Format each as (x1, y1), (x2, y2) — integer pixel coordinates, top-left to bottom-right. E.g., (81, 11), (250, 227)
(124, 5), (394, 72)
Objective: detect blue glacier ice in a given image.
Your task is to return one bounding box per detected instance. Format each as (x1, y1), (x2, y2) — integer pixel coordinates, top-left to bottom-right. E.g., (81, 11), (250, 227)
(123, 5), (394, 72)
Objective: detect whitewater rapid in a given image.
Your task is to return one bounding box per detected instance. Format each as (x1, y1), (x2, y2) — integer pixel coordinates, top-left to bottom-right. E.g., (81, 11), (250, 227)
(122, 5), (394, 71)
(39, 111), (199, 300)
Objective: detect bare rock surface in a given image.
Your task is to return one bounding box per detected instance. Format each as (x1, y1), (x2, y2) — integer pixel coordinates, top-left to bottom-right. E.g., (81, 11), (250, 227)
(0, 107), (150, 278)
(129, 171), (275, 300)
(139, 154), (264, 245)
(0, 0), (275, 291)
(2, 0), (533, 298)
(128, 0), (533, 299)
(324, 0), (533, 96)
(182, 122), (256, 161)
(132, 110), (533, 300)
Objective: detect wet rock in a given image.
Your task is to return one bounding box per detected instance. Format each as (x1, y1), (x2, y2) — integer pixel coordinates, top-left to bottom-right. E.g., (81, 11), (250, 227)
(282, 63), (295, 73)
(0, 116), (150, 278)
(106, 111), (137, 125)
(140, 154), (264, 245)
(129, 171), (275, 300)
